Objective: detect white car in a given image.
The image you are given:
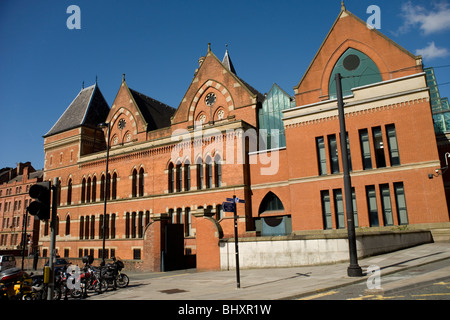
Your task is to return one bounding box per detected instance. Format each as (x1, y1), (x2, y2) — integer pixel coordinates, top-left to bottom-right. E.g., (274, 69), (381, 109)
(0, 255), (16, 272)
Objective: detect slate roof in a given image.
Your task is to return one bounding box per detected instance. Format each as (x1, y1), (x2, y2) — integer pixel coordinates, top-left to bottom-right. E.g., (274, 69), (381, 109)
(44, 84), (110, 137)
(129, 88), (176, 131)
(222, 49), (237, 75)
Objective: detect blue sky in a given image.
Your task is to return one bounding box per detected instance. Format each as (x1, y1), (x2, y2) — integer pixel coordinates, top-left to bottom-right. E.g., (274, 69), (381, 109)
(1, 0), (450, 170)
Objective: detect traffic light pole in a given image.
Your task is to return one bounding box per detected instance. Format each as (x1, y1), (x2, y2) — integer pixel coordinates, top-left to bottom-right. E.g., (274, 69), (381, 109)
(21, 208), (29, 270)
(47, 177), (59, 300)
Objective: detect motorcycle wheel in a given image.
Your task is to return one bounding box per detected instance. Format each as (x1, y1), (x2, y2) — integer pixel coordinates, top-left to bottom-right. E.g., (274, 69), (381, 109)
(116, 274), (129, 288)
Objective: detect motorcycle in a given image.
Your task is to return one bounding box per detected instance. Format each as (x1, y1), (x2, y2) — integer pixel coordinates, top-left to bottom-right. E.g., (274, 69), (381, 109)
(0, 267), (34, 300)
(100, 257), (129, 290)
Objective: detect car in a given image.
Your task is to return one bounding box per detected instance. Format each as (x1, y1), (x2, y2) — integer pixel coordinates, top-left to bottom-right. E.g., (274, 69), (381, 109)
(0, 255), (16, 272)
(45, 258), (71, 272)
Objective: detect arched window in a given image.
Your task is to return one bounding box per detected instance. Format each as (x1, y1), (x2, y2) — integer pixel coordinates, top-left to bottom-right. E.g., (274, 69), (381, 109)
(139, 168), (144, 196)
(107, 173), (111, 200)
(132, 169), (137, 197)
(84, 215), (90, 240)
(90, 215), (95, 239)
(65, 215), (70, 236)
(168, 163), (174, 193)
(92, 176), (96, 202)
(100, 174), (105, 201)
(214, 154), (222, 187)
(258, 192), (285, 215)
(79, 216), (84, 239)
(176, 163), (182, 192)
(112, 172), (117, 199)
(205, 156), (212, 189)
(86, 177), (91, 203)
(196, 158), (203, 190)
(184, 161), (190, 191)
(67, 179), (72, 205)
(329, 48), (382, 99)
(81, 178), (86, 203)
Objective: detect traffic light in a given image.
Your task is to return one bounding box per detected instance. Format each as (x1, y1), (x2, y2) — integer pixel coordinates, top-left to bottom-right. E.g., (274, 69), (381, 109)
(28, 181), (51, 220)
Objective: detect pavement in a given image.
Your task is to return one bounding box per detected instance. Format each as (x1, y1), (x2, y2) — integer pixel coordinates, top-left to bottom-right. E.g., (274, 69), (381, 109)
(87, 242), (450, 300)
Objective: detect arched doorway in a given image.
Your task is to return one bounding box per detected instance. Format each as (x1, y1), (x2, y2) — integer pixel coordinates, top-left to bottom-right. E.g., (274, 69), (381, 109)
(256, 192), (291, 236)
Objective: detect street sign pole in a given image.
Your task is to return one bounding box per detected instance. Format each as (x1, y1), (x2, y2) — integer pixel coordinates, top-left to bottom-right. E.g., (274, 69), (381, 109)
(233, 195), (240, 289)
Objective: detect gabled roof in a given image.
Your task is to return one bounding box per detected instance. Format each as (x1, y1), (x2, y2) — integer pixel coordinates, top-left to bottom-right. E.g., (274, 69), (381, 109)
(45, 83), (110, 137)
(128, 88), (176, 131)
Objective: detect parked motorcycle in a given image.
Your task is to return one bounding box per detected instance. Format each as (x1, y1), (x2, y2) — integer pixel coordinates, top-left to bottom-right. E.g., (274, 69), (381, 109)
(100, 257), (129, 290)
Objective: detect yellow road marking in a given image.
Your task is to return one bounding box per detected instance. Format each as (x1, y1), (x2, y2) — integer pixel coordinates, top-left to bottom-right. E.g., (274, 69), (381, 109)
(412, 293), (450, 297)
(299, 291), (338, 300)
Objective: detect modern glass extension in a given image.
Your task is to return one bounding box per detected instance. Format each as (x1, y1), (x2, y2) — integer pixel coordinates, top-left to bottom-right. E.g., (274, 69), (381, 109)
(258, 83), (295, 149)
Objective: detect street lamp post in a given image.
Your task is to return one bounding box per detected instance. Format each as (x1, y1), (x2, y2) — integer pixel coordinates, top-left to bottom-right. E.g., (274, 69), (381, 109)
(98, 122), (111, 266)
(335, 73), (363, 277)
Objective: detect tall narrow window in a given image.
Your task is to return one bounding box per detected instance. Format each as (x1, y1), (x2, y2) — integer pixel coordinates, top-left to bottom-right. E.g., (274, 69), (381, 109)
(81, 178), (86, 203)
(132, 169), (137, 197)
(85, 216), (90, 239)
(168, 163), (174, 193)
(99, 215), (104, 239)
(185, 207), (192, 236)
(65, 216), (70, 236)
(105, 214), (110, 239)
(196, 162), (203, 190)
(366, 185), (379, 227)
(67, 179), (72, 205)
(380, 184), (394, 226)
(333, 189), (345, 229)
(372, 126), (386, 168)
(328, 134), (340, 174)
(100, 175), (105, 201)
(316, 136), (327, 175)
(205, 157), (212, 189)
(359, 129), (372, 170)
(184, 162), (191, 191)
(79, 216), (84, 240)
(92, 176), (96, 202)
(106, 173), (111, 200)
(139, 168), (144, 196)
(394, 182), (409, 225)
(86, 177), (91, 203)
(214, 155), (222, 187)
(176, 163), (182, 192)
(321, 190), (332, 229)
(131, 212), (136, 238)
(111, 214), (116, 239)
(138, 212), (143, 238)
(386, 124), (400, 166)
(125, 212), (130, 238)
(112, 172), (117, 199)
(90, 215), (95, 239)
(351, 187), (358, 227)
(346, 133), (352, 172)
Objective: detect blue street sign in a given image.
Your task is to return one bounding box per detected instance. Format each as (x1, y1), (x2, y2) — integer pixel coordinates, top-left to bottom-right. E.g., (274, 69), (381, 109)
(226, 198), (234, 202)
(223, 202), (235, 212)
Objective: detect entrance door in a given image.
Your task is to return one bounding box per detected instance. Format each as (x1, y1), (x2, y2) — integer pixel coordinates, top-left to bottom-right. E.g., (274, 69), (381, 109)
(163, 224), (184, 271)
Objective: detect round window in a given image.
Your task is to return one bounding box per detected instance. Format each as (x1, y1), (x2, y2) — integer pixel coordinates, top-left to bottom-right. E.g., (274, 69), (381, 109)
(343, 54), (360, 71)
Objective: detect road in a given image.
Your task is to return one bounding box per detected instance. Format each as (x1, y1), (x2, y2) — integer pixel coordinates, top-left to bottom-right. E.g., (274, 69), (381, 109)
(300, 257), (450, 300)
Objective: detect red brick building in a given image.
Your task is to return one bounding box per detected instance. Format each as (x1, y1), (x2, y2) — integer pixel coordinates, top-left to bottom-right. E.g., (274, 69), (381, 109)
(0, 162), (43, 253)
(39, 6), (449, 271)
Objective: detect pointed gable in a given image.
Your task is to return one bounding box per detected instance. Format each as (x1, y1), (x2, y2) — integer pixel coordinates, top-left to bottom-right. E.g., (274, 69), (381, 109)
(171, 45), (264, 128)
(294, 6), (422, 106)
(106, 77), (175, 145)
(45, 83), (110, 137)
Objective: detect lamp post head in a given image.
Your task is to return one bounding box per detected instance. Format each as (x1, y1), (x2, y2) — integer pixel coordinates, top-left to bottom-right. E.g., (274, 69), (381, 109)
(98, 122), (109, 129)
